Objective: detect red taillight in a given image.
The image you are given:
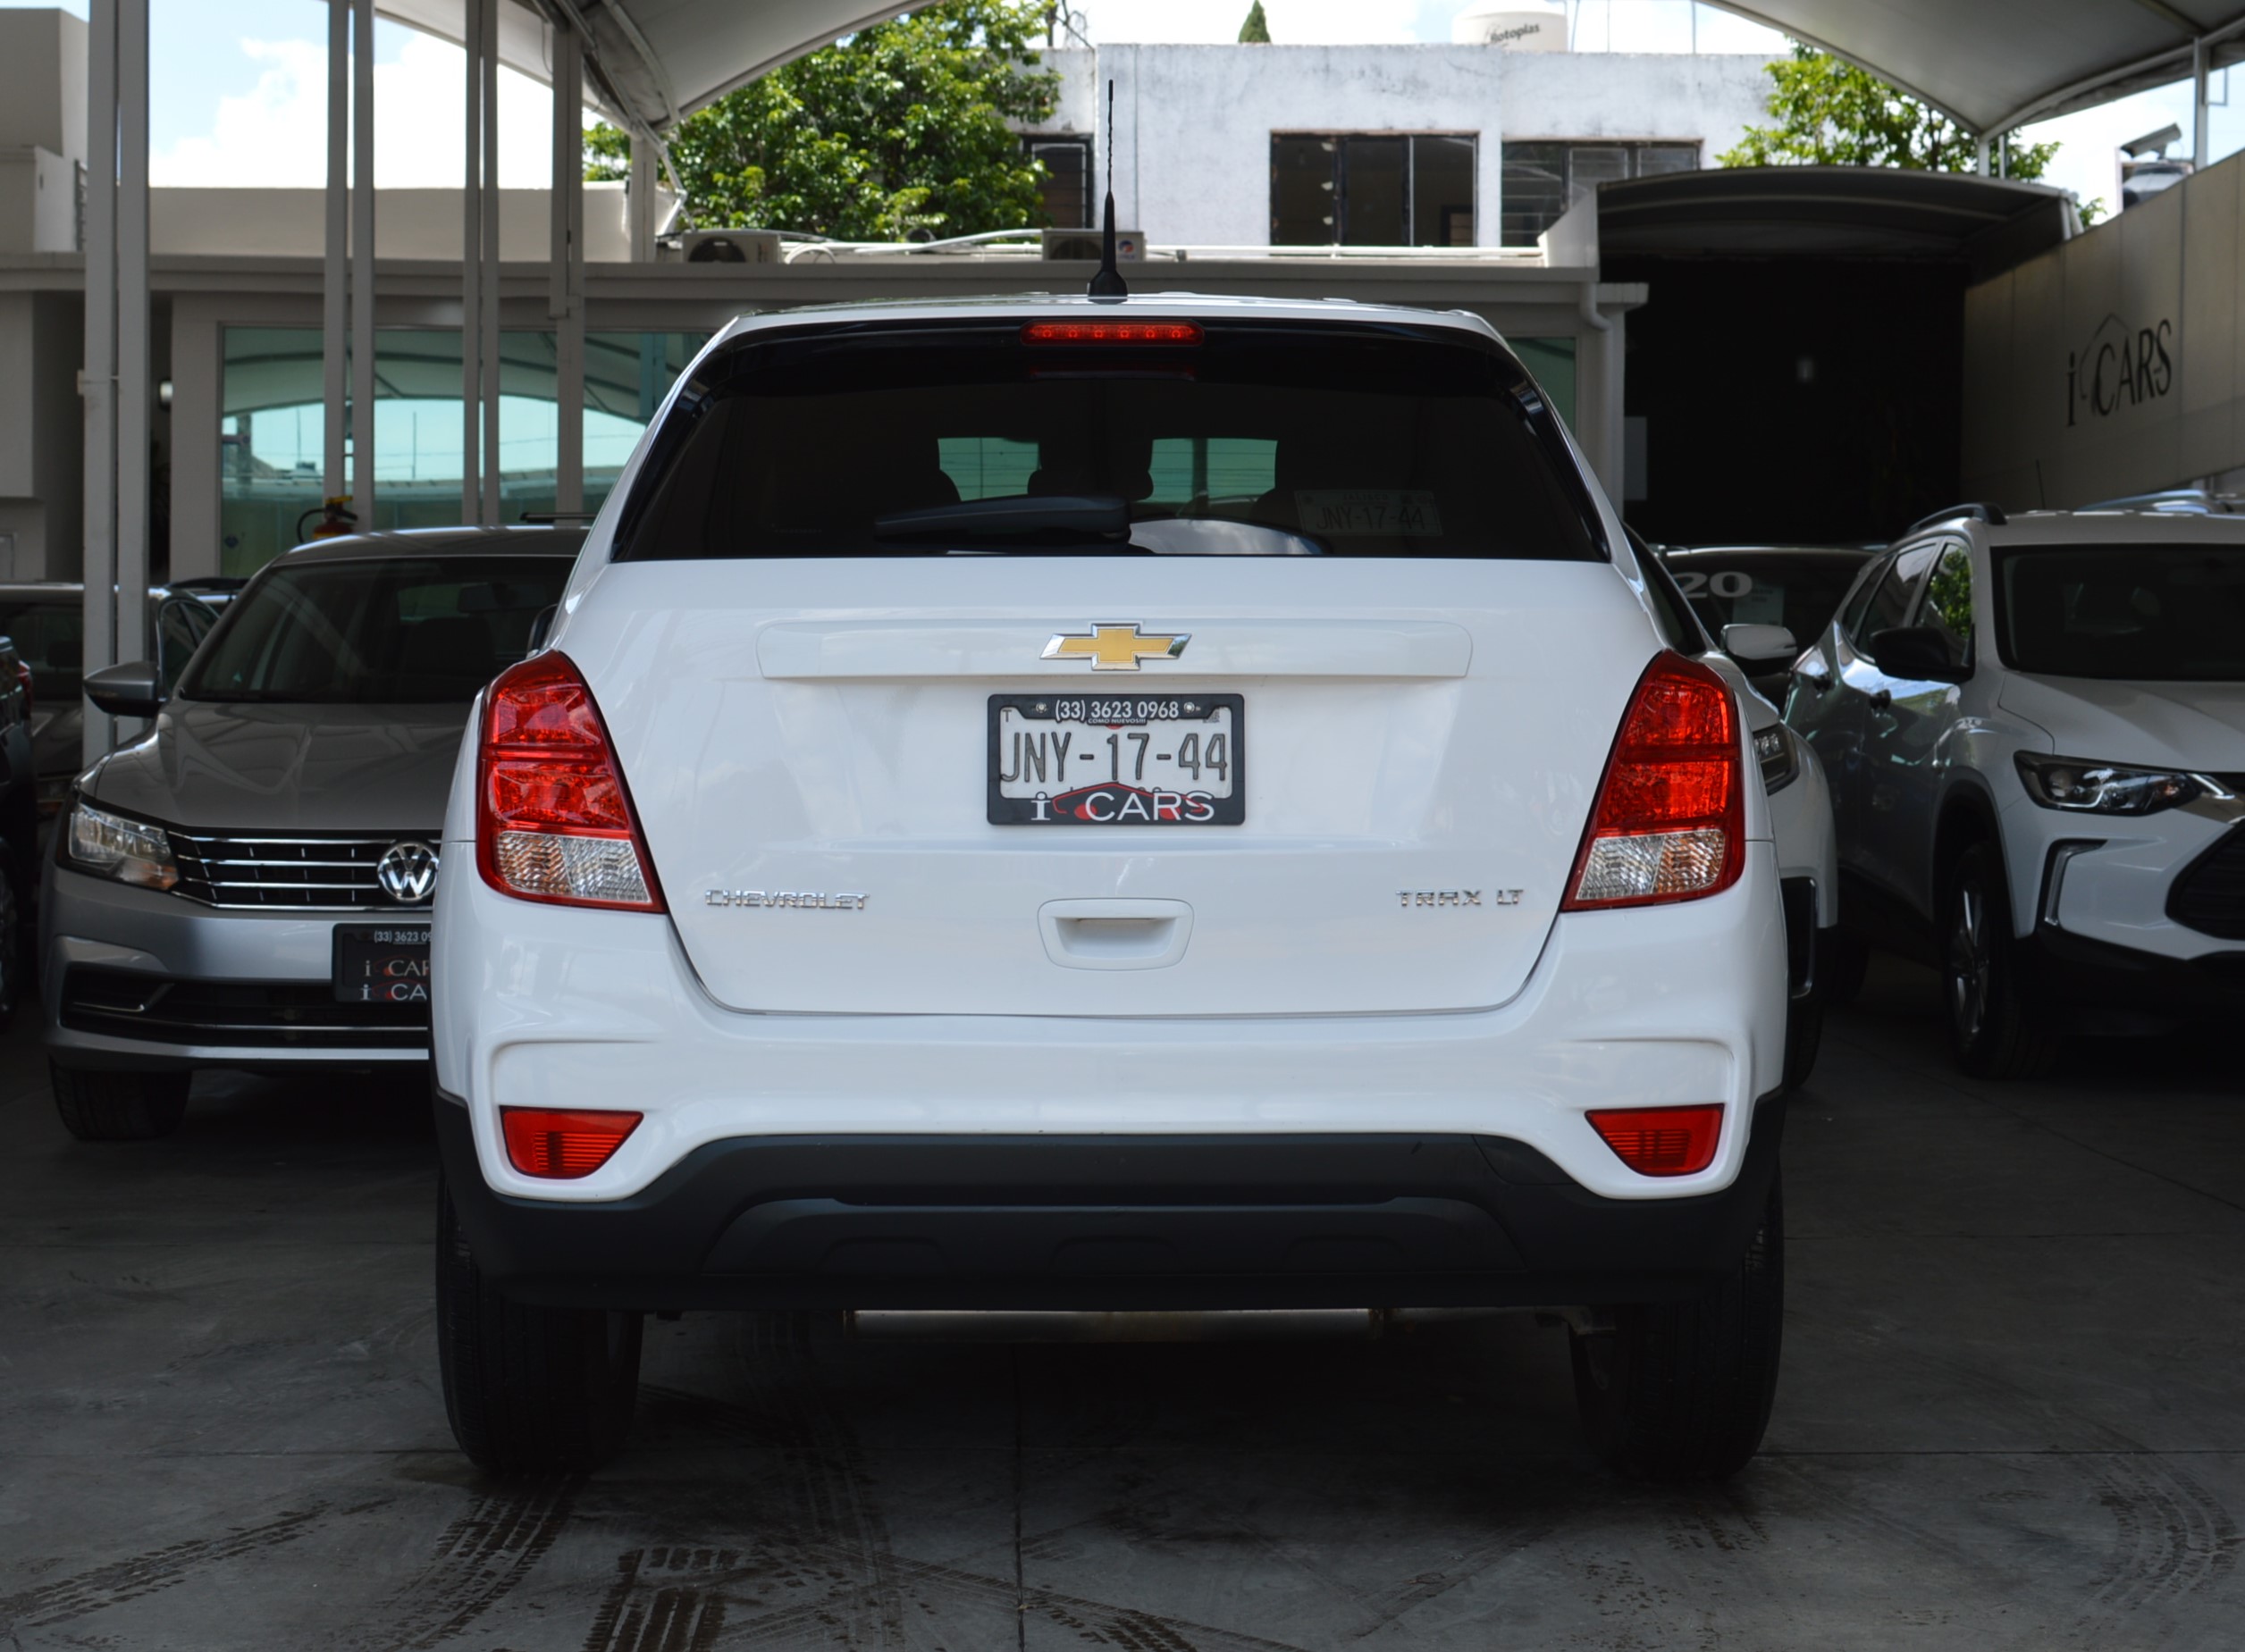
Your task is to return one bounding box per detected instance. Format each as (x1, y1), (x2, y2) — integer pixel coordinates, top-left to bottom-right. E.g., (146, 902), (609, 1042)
(1561, 651), (1745, 911)
(13, 658), (31, 712)
(1587, 1104), (1724, 1177)
(500, 1107), (643, 1178)
(1021, 320), (1203, 346)
(476, 651), (664, 911)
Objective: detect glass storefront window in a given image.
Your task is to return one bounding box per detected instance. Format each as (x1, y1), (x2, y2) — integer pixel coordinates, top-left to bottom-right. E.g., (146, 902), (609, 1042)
(219, 327), (708, 576)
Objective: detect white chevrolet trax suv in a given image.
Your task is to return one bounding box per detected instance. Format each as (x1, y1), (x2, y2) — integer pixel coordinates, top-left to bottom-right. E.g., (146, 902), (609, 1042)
(432, 297), (1790, 1481)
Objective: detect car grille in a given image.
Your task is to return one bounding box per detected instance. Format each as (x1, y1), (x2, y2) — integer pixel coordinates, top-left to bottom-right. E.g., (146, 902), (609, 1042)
(60, 967), (428, 1050)
(164, 830), (436, 910)
(2168, 827), (2245, 941)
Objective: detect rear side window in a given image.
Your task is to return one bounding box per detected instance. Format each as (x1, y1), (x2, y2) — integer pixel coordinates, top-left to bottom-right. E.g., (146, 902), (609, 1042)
(1847, 544), (1937, 649)
(613, 321), (1604, 561)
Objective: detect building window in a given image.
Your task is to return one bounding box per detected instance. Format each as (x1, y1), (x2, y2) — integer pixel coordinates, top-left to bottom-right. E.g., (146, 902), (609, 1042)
(218, 326), (705, 576)
(1500, 141), (1699, 247)
(1025, 135), (1094, 229)
(1270, 133), (1476, 247)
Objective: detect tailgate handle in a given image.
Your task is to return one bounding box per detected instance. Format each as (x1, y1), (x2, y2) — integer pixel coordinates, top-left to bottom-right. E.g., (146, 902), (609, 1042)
(1039, 900), (1193, 970)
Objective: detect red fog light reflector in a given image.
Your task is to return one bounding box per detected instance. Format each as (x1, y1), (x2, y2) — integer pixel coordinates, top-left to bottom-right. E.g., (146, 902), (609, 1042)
(1587, 1104), (1724, 1177)
(1563, 652), (1745, 910)
(500, 1107), (643, 1178)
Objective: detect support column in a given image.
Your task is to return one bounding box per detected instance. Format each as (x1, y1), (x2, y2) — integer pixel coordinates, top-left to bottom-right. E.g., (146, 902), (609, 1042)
(551, 21), (584, 514)
(81, 0), (116, 762)
(351, 0), (376, 519)
(116, 0), (149, 674)
(460, 0), (483, 523)
(1974, 134), (1990, 176)
(628, 144), (656, 262)
(480, 0), (500, 526)
(324, 0), (347, 503)
(2195, 38), (2211, 171)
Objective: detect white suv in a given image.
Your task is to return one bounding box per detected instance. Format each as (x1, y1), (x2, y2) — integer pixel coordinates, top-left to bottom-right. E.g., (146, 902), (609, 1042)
(431, 296), (1790, 1481)
(1788, 504), (2245, 1076)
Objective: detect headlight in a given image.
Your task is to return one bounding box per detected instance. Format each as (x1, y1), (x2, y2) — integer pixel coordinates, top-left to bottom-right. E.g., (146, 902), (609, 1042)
(2014, 752), (2203, 815)
(63, 798), (179, 891)
(1754, 724), (1799, 794)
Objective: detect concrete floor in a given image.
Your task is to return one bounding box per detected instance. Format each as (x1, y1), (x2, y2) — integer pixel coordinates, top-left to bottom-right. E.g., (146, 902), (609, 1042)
(4, 958), (2242, 1650)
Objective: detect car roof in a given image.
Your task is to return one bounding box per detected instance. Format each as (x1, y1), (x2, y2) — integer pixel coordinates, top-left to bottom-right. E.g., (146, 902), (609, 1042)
(1663, 545), (1881, 562)
(1933, 510), (2245, 548)
(269, 525), (590, 566)
(709, 292), (1504, 348)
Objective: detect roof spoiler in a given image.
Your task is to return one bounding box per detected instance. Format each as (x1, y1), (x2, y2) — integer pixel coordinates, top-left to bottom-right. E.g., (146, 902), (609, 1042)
(1903, 502), (2006, 536)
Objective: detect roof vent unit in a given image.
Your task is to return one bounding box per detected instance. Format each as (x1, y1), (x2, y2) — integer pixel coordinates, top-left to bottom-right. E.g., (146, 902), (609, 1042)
(1043, 227), (1146, 262)
(1452, 0), (1568, 49)
(668, 229), (782, 264)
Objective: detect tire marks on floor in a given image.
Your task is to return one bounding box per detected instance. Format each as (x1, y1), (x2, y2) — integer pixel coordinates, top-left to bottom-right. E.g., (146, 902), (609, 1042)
(2081, 1453), (2241, 1617)
(357, 1475), (582, 1651)
(581, 1547), (738, 1652)
(0, 1500), (360, 1631)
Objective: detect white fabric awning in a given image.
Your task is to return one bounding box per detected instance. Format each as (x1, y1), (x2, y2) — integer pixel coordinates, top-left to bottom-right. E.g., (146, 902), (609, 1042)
(386, 0), (2245, 139)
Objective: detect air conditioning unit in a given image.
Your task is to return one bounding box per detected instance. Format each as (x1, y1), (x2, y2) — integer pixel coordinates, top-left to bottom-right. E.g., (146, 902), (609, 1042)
(671, 229), (782, 264)
(1042, 228), (1147, 262)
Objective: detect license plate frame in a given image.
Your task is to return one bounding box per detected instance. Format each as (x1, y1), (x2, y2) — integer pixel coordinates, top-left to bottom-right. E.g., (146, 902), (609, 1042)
(988, 692), (1245, 826)
(332, 923), (433, 1005)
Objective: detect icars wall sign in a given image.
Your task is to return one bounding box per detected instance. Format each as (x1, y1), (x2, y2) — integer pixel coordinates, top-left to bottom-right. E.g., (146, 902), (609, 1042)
(2067, 313), (2175, 426)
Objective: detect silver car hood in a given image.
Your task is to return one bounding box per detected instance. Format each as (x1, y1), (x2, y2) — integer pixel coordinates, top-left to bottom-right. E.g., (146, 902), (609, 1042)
(88, 700), (471, 834)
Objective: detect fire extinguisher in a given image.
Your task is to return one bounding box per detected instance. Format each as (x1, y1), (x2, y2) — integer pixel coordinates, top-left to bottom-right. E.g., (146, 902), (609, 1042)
(296, 496), (357, 543)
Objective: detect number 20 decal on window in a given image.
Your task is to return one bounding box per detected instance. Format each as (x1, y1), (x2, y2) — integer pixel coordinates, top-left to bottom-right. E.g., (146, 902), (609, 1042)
(1672, 571), (1753, 599)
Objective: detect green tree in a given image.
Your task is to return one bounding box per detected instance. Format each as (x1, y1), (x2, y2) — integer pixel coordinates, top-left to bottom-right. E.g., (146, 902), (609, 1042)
(1719, 45), (2059, 180)
(1238, 2), (1271, 43)
(586, 0), (1059, 242)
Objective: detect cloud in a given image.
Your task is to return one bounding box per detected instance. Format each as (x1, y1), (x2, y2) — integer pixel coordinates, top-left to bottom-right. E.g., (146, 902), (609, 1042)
(151, 31), (555, 189)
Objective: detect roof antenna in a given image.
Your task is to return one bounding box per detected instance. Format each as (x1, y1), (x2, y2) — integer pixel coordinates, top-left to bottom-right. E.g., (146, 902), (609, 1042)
(1088, 80), (1128, 300)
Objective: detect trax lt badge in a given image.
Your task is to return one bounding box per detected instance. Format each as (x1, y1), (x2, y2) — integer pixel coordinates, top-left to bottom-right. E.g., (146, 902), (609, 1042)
(1399, 889), (1522, 908)
(1042, 623), (1190, 671)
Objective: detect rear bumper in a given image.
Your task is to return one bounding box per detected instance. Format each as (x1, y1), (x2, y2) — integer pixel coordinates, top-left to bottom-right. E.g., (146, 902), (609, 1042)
(436, 1089), (1785, 1312)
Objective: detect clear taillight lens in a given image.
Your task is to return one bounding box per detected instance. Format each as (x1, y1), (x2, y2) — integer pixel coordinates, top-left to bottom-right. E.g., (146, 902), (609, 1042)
(475, 652), (664, 911)
(1562, 652), (1745, 910)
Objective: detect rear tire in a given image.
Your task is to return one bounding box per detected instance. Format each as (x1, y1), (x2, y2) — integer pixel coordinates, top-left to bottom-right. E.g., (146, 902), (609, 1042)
(50, 1061), (189, 1141)
(1942, 842), (2056, 1080)
(1571, 1174), (1784, 1481)
(436, 1175), (642, 1475)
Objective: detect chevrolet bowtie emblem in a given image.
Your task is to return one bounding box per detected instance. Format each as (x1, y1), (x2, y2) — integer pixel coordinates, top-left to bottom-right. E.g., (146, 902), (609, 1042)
(1042, 623), (1190, 671)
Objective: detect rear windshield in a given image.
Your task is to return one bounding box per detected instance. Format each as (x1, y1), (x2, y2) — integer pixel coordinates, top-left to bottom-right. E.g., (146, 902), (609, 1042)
(1998, 543), (2245, 680)
(181, 557), (572, 704)
(613, 320), (1604, 561)
(1669, 553), (1871, 642)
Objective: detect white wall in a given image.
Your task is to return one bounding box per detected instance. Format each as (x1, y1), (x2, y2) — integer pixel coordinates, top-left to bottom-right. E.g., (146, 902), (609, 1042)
(1500, 52), (1774, 154)
(0, 9), (87, 167)
(1056, 42), (1775, 248)
(0, 290), (84, 578)
(1100, 45), (1509, 247)
(148, 181), (660, 262)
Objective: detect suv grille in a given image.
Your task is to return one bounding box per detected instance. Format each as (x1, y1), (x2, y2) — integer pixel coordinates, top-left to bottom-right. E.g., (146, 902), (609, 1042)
(165, 831), (437, 910)
(2168, 828), (2245, 940)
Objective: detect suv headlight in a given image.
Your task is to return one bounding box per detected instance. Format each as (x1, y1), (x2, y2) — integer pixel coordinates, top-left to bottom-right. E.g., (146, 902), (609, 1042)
(2014, 752), (2205, 816)
(1753, 724), (1800, 794)
(62, 797), (179, 891)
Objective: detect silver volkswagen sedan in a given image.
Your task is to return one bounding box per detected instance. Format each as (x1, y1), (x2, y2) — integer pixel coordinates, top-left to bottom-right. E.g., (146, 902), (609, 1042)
(41, 527), (582, 1140)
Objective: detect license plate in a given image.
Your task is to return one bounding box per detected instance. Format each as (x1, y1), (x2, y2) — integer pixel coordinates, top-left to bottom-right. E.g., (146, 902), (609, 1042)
(988, 693), (1244, 825)
(333, 924), (432, 1005)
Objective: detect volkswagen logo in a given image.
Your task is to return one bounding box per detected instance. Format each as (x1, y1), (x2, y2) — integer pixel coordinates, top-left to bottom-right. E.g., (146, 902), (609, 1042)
(376, 841), (440, 904)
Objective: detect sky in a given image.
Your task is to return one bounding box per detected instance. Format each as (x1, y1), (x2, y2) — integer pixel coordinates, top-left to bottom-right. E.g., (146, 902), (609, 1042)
(2, 0), (2236, 214)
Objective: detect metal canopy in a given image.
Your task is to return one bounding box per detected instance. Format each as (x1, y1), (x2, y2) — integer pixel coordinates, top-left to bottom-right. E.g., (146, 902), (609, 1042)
(1594, 167), (2078, 281)
(1709, 1), (2245, 134)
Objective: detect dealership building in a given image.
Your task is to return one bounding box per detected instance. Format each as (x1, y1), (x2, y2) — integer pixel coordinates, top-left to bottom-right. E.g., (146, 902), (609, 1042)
(2, 0), (2245, 722)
